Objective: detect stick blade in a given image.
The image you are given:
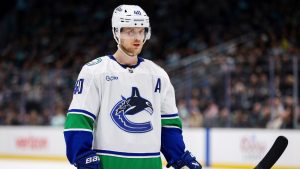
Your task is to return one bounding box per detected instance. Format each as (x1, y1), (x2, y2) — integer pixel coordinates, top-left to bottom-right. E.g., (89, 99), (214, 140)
(254, 136), (288, 169)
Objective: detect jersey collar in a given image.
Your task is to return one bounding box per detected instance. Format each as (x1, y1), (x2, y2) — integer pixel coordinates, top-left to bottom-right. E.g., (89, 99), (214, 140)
(108, 55), (144, 69)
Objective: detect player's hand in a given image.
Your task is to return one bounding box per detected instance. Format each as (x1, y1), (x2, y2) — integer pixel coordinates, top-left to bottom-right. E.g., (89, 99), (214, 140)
(74, 151), (101, 169)
(167, 151), (202, 169)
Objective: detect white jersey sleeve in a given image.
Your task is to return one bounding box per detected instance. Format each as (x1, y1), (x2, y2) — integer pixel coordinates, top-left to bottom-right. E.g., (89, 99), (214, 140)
(68, 65), (101, 122)
(161, 76), (178, 115)
(161, 74), (181, 129)
(64, 64), (102, 164)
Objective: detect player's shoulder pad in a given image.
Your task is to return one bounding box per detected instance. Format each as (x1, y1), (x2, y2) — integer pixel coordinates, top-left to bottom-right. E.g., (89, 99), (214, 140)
(82, 56), (109, 72)
(85, 56), (106, 66)
(143, 59), (169, 79)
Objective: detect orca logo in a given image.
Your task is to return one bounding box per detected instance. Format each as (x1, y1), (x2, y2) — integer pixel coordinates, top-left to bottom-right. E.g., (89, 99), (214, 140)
(110, 87), (153, 133)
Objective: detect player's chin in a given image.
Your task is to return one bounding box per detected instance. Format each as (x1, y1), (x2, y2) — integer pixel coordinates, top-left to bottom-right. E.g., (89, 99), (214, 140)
(130, 48), (142, 56)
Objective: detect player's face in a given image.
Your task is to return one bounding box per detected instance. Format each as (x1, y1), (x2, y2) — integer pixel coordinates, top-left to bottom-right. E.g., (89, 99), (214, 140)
(120, 27), (145, 56)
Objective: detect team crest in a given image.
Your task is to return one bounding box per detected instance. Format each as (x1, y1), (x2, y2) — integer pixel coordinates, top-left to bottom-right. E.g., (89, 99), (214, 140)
(110, 87), (153, 133)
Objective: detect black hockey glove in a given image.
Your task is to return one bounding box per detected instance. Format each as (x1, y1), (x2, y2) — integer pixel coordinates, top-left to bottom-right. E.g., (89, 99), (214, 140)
(167, 151), (202, 169)
(74, 151), (101, 169)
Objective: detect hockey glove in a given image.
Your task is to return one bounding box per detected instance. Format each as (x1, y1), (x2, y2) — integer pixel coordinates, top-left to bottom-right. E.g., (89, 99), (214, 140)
(167, 151), (202, 169)
(74, 151), (101, 169)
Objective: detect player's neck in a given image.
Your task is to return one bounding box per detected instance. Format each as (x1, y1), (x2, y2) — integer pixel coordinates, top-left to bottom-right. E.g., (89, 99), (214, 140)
(114, 48), (138, 66)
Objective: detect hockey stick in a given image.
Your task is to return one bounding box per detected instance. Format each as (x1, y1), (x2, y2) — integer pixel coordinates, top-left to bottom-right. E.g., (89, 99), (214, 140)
(254, 136), (288, 169)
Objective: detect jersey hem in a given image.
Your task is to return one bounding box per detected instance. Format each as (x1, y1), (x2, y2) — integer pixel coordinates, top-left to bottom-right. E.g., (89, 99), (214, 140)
(94, 149), (160, 158)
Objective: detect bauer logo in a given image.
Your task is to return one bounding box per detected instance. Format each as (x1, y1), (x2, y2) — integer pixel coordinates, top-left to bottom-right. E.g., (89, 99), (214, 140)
(134, 10), (141, 15)
(73, 79), (84, 94)
(110, 87), (153, 133)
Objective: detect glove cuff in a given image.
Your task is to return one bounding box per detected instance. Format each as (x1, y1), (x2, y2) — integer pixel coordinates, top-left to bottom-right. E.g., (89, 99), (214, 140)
(74, 151), (100, 168)
(167, 151), (196, 168)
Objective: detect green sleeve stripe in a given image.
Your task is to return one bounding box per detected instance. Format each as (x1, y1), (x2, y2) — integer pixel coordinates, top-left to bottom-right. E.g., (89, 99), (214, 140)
(64, 114), (94, 130)
(161, 118), (182, 129)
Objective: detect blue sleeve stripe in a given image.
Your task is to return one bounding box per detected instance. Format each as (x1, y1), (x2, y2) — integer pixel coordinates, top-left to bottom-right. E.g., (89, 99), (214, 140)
(68, 109), (96, 120)
(161, 113), (179, 118)
(94, 149), (160, 158)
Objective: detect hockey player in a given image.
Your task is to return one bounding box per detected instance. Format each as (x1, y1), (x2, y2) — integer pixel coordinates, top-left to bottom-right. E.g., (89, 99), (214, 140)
(64, 4), (202, 169)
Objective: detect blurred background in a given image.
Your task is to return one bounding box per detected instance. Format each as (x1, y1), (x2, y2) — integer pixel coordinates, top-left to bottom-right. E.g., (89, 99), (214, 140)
(0, 0), (299, 169)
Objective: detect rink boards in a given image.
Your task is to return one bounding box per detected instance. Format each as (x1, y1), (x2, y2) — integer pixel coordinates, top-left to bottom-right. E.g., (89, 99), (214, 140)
(0, 127), (299, 169)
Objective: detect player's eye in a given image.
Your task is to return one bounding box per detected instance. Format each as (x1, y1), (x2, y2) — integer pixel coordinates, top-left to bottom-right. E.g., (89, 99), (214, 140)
(139, 30), (144, 35)
(128, 31), (135, 36)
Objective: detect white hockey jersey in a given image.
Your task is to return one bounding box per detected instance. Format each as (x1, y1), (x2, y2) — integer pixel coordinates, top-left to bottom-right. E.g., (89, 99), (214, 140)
(65, 55), (181, 164)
